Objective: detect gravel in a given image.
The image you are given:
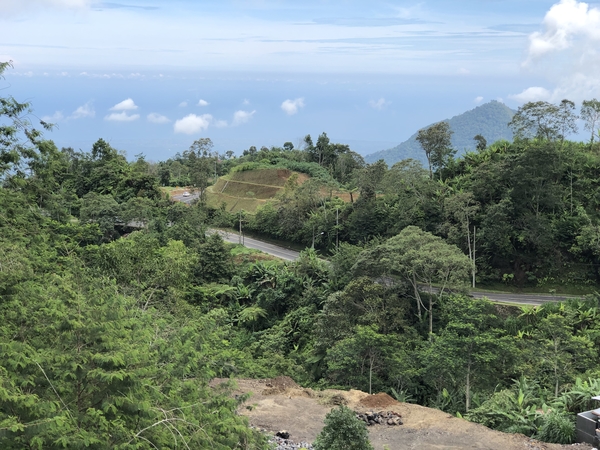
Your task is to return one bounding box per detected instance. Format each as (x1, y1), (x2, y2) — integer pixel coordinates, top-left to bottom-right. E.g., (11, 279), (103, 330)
(268, 435), (314, 450)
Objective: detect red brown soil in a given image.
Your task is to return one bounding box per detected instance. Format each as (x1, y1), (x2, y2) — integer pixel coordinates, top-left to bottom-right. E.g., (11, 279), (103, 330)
(359, 392), (398, 409)
(211, 378), (593, 450)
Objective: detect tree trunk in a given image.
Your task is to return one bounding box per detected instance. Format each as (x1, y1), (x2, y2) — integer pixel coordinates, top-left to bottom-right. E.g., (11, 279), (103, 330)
(412, 274), (422, 320)
(429, 296), (433, 339)
(465, 363), (471, 412)
(369, 353), (374, 395)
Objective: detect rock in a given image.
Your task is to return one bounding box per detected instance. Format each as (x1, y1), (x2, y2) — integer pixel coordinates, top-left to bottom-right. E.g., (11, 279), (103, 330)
(276, 430), (290, 439)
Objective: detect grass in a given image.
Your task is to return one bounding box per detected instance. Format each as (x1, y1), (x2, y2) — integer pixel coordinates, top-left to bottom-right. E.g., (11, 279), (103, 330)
(228, 243), (281, 265)
(205, 189), (268, 214)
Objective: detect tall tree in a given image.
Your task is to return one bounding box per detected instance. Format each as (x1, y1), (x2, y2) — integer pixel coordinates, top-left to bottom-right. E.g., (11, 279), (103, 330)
(416, 121), (454, 179)
(187, 137), (214, 201)
(353, 226), (471, 336)
(0, 61), (51, 180)
(509, 100), (578, 142)
(581, 99), (600, 146)
(444, 192), (479, 288)
(473, 134), (487, 152)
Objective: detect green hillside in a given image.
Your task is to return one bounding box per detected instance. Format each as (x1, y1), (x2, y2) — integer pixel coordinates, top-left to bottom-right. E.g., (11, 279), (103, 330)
(365, 100), (515, 165)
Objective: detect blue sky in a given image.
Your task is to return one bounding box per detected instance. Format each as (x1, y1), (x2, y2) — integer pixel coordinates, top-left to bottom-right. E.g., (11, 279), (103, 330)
(1, 0), (599, 159)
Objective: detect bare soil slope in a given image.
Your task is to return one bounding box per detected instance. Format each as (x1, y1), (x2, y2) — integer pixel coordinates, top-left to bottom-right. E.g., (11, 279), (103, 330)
(212, 377), (592, 450)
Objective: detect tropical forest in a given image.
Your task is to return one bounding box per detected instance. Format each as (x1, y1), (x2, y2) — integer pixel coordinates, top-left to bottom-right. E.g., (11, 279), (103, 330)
(3, 61), (600, 449)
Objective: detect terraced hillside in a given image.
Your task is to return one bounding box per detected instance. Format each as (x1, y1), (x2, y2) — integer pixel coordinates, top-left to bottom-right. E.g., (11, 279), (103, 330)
(206, 168), (355, 213)
(206, 168), (309, 213)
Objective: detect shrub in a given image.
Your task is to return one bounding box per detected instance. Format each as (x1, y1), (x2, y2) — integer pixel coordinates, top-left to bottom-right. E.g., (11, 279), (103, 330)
(313, 405), (373, 450)
(537, 411), (575, 444)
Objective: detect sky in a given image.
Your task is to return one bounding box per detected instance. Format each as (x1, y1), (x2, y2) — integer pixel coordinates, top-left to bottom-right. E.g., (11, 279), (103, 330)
(1, 0), (599, 160)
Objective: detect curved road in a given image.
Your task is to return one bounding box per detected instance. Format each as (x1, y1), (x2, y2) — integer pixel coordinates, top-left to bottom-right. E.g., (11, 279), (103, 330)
(216, 230), (579, 305)
(212, 230), (300, 262)
(174, 193), (580, 306)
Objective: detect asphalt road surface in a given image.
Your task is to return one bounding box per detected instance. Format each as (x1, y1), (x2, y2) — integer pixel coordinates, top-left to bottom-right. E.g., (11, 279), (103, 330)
(218, 231), (581, 305)
(470, 290), (579, 306)
(212, 230), (300, 262)
(171, 191), (200, 204)
(173, 194), (583, 306)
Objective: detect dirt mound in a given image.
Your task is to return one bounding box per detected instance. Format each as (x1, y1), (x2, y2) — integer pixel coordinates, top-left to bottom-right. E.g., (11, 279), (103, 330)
(359, 393), (399, 409)
(262, 376), (299, 394)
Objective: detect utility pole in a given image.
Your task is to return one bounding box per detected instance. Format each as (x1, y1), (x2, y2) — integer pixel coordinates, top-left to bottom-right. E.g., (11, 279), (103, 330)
(336, 207), (339, 252)
(239, 211), (242, 245)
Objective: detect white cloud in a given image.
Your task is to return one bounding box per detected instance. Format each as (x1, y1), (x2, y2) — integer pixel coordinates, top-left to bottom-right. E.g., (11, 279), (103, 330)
(110, 98), (138, 111)
(179, 101), (188, 107)
(526, 0), (600, 61)
(41, 111), (64, 123)
(174, 114), (213, 134)
(198, 99), (209, 106)
(509, 87), (552, 103)
(69, 102), (95, 119)
(516, 0), (600, 102)
(242, 99), (250, 105)
(105, 111), (140, 122)
(232, 109), (256, 126)
(458, 68), (470, 75)
(281, 98), (305, 116)
(147, 113), (170, 124)
(474, 96), (484, 104)
(214, 119), (228, 128)
(369, 98), (390, 110)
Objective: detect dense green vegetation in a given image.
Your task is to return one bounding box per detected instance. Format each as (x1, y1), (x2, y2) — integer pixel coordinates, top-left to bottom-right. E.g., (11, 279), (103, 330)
(2, 61), (600, 447)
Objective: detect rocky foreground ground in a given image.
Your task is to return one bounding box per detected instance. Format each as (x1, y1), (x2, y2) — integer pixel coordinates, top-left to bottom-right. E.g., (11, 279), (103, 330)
(211, 376), (595, 450)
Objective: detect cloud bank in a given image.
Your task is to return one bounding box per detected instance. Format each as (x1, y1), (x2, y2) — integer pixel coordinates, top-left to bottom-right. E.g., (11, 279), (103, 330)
(513, 0), (600, 103)
(281, 98), (305, 115)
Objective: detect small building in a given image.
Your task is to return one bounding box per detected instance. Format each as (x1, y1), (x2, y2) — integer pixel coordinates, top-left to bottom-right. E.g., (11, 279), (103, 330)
(576, 395), (600, 445)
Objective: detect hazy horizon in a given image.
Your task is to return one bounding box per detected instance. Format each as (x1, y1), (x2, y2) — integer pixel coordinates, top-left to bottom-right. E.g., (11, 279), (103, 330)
(2, 0), (598, 160)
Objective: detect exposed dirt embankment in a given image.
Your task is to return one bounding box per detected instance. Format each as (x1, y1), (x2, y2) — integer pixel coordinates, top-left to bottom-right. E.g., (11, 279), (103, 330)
(211, 377), (592, 450)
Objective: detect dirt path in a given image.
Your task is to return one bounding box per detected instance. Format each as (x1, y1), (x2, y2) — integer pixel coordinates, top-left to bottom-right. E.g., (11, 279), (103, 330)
(211, 377), (593, 450)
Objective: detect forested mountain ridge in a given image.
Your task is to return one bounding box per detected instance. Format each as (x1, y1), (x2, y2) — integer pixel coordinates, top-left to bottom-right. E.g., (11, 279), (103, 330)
(365, 100), (515, 165)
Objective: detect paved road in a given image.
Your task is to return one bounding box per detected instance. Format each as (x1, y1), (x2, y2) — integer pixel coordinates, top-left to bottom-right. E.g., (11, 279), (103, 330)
(212, 230), (301, 261)
(216, 231), (582, 305)
(172, 191), (200, 204)
(470, 290), (579, 306)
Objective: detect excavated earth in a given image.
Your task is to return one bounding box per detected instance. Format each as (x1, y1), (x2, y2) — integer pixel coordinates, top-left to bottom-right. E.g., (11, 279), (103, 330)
(211, 377), (594, 450)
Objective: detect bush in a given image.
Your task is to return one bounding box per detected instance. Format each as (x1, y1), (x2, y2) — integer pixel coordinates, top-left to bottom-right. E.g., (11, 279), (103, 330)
(537, 412), (575, 444)
(274, 158), (339, 185)
(231, 162), (275, 173)
(313, 405), (373, 450)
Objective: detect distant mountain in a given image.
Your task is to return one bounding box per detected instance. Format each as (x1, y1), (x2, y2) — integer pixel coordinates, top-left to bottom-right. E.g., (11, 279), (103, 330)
(364, 100), (515, 166)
